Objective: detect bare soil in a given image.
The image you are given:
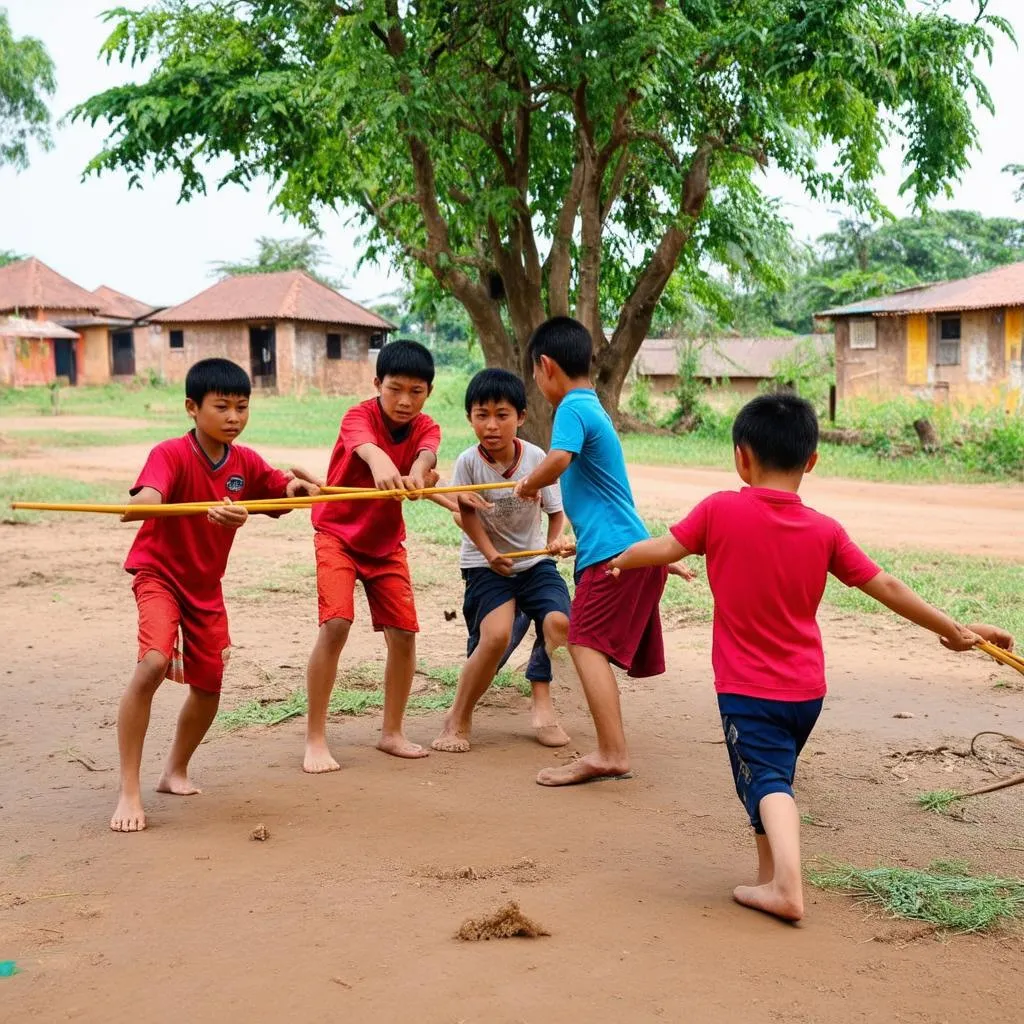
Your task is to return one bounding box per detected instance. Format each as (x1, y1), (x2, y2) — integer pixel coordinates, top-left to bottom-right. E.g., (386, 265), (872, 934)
(1, 442), (1022, 1024)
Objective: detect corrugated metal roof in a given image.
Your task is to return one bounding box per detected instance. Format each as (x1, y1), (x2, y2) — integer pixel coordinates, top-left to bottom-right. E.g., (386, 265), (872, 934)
(817, 261), (1024, 317)
(151, 270), (397, 329)
(636, 335), (832, 379)
(0, 316), (80, 340)
(0, 258), (102, 313)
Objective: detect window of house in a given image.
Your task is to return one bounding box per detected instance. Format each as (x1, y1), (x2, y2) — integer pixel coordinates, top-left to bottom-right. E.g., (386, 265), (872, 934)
(937, 317), (961, 366)
(848, 318), (877, 350)
(169, 330), (184, 350)
(326, 333), (342, 360)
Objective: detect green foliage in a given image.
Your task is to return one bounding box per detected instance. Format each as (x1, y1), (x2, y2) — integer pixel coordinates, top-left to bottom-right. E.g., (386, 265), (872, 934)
(210, 234), (344, 289)
(0, 9), (56, 169)
(808, 860), (1024, 933)
(663, 343), (709, 430)
(0, 248), (24, 267)
(917, 790), (963, 814)
(73, 0), (1007, 426)
(763, 337), (835, 415)
(625, 372), (654, 424)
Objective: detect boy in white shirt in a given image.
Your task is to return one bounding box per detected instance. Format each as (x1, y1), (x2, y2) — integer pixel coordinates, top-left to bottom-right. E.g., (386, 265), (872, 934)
(432, 369), (574, 753)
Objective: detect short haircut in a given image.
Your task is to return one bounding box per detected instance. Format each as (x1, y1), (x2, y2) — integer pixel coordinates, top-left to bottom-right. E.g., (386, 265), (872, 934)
(376, 339), (435, 386)
(185, 358), (251, 404)
(526, 317), (593, 378)
(732, 393), (819, 471)
(464, 368), (527, 415)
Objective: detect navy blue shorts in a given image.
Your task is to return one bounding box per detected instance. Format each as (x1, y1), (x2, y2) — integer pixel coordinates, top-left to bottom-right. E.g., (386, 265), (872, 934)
(718, 693), (823, 834)
(463, 560), (571, 683)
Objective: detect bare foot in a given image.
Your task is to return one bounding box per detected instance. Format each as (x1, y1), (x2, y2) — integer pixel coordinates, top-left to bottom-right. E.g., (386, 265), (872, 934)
(431, 717), (471, 753)
(156, 772), (201, 796)
(536, 753), (631, 787)
(378, 733), (429, 759)
(533, 722), (570, 748)
(110, 792), (147, 832)
(303, 739), (341, 774)
(733, 882), (804, 922)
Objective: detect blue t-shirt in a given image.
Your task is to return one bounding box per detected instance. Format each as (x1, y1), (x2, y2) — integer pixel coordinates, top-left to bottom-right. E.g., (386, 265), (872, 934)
(550, 388), (649, 570)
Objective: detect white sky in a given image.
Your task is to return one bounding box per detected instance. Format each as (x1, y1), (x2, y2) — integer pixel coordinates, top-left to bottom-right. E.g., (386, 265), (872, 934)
(1, 0), (1021, 309)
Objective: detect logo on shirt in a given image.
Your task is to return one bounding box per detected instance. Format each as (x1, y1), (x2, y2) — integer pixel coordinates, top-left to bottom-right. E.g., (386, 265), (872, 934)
(226, 475), (245, 493)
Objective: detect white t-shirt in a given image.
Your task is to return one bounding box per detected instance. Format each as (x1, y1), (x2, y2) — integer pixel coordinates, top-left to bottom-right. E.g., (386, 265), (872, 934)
(451, 440), (563, 573)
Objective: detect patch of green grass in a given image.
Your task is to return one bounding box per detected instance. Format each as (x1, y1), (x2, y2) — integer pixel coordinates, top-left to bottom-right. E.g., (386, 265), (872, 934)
(216, 660), (528, 731)
(917, 790), (964, 814)
(808, 860), (1024, 933)
(0, 472), (121, 523)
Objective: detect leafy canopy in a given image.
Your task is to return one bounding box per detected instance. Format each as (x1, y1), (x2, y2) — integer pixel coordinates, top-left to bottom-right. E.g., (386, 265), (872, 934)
(0, 8), (56, 169)
(210, 234), (344, 289)
(73, 0), (1009, 431)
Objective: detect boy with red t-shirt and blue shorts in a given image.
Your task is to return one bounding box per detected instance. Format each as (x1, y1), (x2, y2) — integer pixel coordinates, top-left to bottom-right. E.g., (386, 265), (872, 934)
(609, 393), (1013, 921)
(303, 341), (442, 773)
(111, 358), (319, 833)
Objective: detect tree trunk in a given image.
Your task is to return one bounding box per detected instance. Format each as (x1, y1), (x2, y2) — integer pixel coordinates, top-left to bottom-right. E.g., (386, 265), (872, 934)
(913, 418), (940, 453)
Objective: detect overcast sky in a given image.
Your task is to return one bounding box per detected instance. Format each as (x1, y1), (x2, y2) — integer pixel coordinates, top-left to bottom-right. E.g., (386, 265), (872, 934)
(1, 0), (1021, 309)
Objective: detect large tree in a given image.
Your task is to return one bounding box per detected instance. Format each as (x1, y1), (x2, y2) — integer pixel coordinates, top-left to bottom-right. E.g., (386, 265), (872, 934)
(0, 8), (55, 169)
(76, 0), (1006, 441)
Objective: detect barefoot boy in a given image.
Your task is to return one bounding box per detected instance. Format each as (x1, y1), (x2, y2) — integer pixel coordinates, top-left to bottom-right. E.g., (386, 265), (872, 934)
(304, 340), (441, 772)
(514, 317), (669, 786)
(608, 393), (1014, 921)
(112, 358), (319, 832)
(432, 368), (572, 753)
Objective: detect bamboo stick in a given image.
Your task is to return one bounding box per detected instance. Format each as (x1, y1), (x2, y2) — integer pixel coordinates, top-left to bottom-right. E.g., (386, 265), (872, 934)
(977, 640), (1024, 675)
(9, 480), (517, 517)
(506, 548), (575, 560)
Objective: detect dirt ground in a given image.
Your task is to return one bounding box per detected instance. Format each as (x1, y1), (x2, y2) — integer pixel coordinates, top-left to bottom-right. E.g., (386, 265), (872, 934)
(1, 440), (1023, 1024)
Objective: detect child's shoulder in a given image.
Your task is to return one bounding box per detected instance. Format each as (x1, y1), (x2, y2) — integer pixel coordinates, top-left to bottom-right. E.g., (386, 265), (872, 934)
(520, 439), (549, 460)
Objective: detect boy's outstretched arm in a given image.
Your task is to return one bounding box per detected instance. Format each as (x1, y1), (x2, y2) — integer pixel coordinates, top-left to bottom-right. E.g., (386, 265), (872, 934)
(120, 486), (163, 523)
(859, 572), (979, 651)
(546, 510), (570, 553)
(458, 497), (514, 576)
(946, 622), (1013, 651)
(607, 534), (689, 573)
(354, 442), (406, 491)
(514, 450), (572, 500)
(404, 449), (439, 496)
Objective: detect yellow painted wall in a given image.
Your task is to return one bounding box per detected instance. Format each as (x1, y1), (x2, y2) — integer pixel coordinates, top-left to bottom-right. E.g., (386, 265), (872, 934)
(1005, 307), (1023, 410)
(905, 314), (928, 385)
(79, 327), (110, 385)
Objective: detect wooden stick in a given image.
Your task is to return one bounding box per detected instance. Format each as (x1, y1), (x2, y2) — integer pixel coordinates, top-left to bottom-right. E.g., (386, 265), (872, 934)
(977, 640), (1024, 675)
(506, 548), (575, 560)
(9, 481), (516, 517)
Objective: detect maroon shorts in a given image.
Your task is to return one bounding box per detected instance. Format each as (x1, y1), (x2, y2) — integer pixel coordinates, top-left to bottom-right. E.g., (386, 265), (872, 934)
(568, 563), (668, 677)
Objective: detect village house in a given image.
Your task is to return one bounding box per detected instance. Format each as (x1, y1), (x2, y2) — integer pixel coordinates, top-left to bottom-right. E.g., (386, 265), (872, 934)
(0, 257), (159, 385)
(0, 316), (80, 387)
(634, 334), (833, 400)
(150, 271), (395, 393)
(818, 261), (1024, 407)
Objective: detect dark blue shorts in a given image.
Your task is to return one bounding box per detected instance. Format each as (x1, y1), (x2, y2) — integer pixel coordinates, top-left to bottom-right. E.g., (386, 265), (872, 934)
(718, 693), (823, 834)
(463, 560), (571, 683)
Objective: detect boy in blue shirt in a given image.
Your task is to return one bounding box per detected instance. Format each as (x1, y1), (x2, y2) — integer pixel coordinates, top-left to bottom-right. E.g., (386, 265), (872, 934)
(515, 317), (672, 786)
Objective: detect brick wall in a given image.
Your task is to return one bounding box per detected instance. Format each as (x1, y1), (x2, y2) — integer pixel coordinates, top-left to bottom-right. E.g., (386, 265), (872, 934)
(294, 323), (376, 395)
(835, 316), (905, 400)
(152, 322), (249, 384)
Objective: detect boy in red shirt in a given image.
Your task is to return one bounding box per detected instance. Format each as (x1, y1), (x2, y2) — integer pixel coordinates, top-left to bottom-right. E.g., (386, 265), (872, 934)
(304, 341), (442, 772)
(608, 394), (1013, 921)
(112, 358), (319, 833)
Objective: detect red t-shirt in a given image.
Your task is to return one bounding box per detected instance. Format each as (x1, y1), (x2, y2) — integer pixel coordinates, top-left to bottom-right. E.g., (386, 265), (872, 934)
(670, 487), (881, 701)
(124, 432), (290, 604)
(311, 398), (441, 558)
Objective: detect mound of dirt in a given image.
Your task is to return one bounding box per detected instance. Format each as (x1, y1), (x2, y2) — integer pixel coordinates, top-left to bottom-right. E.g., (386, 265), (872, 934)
(456, 901), (550, 941)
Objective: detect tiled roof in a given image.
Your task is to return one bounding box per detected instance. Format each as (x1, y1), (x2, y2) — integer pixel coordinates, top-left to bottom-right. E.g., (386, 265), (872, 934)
(151, 271), (397, 329)
(817, 261), (1024, 317)
(0, 316), (80, 340)
(636, 335), (833, 379)
(0, 258), (102, 314)
(93, 285), (159, 321)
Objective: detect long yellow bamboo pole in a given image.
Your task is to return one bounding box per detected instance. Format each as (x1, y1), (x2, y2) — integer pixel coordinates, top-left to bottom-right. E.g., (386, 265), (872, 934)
(506, 548), (575, 560)
(9, 480), (518, 517)
(977, 639), (1024, 675)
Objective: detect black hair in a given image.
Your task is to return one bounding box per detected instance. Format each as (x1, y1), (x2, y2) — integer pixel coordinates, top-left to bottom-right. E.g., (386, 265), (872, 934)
(526, 316), (593, 379)
(731, 393), (819, 471)
(464, 367), (527, 415)
(376, 339), (435, 386)
(185, 358), (251, 404)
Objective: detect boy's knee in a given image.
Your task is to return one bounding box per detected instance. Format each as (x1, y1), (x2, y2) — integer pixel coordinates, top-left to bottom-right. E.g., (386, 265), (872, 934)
(136, 650), (169, 686)
(543, 612), (569, 645)
(478, 627), (513, 656)
(384, 627), (416, 650)
(319, 618), (352, 646)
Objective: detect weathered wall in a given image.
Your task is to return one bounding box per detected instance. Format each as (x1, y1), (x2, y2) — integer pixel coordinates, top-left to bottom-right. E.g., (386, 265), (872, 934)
(0, 336), (55, 386)
(78, 326), (110, 385)
(643, 373), (761, 399)
(155, 322), (249, 384)
(294, 323), (376, 395)
(835, 316), (905, 400)
(131, 324), (165, 380)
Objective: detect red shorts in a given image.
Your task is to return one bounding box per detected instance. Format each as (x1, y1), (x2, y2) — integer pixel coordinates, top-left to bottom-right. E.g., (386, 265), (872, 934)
(314, 532), (419, 633)
(568, 562), (668, 678)
(132, 571), (230, 694)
